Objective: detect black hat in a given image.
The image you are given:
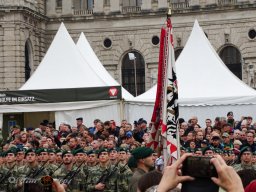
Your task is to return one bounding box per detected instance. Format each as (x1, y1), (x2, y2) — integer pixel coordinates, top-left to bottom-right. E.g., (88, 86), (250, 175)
(238, 146), (252, 162)
(227, 111), (233, 116)
(202, 146), (214, 155)
(76, 117), (83, 121)
(201, 139), (208, 144)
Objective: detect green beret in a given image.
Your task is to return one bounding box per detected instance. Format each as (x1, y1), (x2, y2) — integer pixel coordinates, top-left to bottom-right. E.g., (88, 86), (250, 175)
(97, 148), (109, 157)
(195, 148), (202, 152)
(5, 147), (17, 156)
(131, 147), (154, 160)
(16, 148), (26, 153)
(36, 148), (49, 155)
(48, 149), (55, 154)
(119, 147), (128, 153)
(202, 146), (214, 155)
(87, 150), (97, 155)
(109, 147), (119, 153)
(25, 148), (37, 157)
(55, 149), (62, 154)
(62, 150), (73, 158)
(73, 148), (85, 156)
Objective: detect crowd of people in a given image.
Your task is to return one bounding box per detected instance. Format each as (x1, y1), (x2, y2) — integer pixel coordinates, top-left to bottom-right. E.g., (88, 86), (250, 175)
(0, 111), (256, 191)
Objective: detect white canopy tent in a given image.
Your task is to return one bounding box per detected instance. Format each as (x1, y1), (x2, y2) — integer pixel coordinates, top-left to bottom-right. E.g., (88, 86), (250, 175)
(0, 23), (124, 127)
(76, 32), (134, 100)
(125, 20), (256, 126)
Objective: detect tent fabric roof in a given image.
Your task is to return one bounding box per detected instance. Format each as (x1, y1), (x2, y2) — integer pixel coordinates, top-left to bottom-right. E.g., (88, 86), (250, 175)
(128, 20), (256, 106)
(76, 33), (134, 100)
(20, 23), (107, 90)
(176, 20), (256, 105)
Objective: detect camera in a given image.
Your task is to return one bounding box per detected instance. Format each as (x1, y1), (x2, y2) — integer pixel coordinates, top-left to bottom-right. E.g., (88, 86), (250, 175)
(182, 156), (217, 178)
(181, 156), (219, 192)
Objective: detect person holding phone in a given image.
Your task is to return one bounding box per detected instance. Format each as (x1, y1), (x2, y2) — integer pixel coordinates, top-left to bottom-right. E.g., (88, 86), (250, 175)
(155, 154), (244, 192)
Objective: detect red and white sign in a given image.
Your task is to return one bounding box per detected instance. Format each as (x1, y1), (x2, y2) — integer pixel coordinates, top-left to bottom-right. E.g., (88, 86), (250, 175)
(109, 87), (118, 97)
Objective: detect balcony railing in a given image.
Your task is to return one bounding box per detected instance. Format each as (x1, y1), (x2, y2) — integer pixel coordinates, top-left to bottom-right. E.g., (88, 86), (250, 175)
(73, 9), (93, 16)
(122, 6), (141, 13)
(170, 2), (190, 9)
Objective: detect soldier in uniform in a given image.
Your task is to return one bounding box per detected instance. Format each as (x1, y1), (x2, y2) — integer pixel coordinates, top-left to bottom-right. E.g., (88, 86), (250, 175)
(54, 150), (85, 192)
(16, 148), (26, 166)
(233, 146), (256, 172)
(109, 148), (119, 165)
(37, 148), (58, 175)
(86, 150), (98, 167)
(17, 148), (49, 192)
(0, 147), (19, 192)
(117, 147), (132, 192)
(128, 147), (155, 192)
(86, 148), (120, 192)
(48, 149), (57, 164)
(55, 149), (63, 165)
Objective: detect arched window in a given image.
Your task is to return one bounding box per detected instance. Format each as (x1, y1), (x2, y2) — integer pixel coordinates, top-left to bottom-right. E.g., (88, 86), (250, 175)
(122, 51), (145, 96)
(25, 40), (32, 82)
(219, 46), (242, 79)
(175, 48), (183, 60)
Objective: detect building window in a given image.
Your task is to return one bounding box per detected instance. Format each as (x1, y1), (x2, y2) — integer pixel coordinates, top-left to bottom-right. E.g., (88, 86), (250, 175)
(123, 0), (142, 7)
(73, 0), (93, 9)
(219, 45), (242, 80)
(56, 0), (62, 7)
(103, 38), (112, 49)
(248, 29), (256, 40)
(104, 0), (110, 6)
(122, 51), (145, 96)
(25, 40), (32, 82)
(152, 36), (160, 46)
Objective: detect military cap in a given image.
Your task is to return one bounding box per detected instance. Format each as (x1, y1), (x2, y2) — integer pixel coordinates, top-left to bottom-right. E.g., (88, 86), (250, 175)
(240, 146), (252, 155)
(227, 111), (233, 116)
(109, 147), (119, 153)
(76, 117), (83, 121)
(97, 148), (109, 157)
(16, 147), (26, 153)
(25, 148), (37, 157)
(48, 149), (55, 154)
(87, 150), (97, 155)
(36, 148), (49, 154)
(5, 147), (17, 156)
(227, 150), (234, 155)
(73, 148), (85, 156)
(202, 146), (214, 155)
(55, 149), (62, 154)
(195, 148), (202, 152)
(119, 147), (128, 152)
(252, 151), (256, 156)
(62, 150), (73, 158)
(131, 147), (154, 160)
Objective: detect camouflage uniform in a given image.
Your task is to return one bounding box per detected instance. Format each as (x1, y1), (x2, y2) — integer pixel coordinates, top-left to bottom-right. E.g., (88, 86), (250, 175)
(232, 163), (256, 172)
(117, 163), (132, 192)
(85, 163), (120, 192)
(54, 164), (86, 192)
(0, 163), (20, 192)
(17, 163), (49, 192)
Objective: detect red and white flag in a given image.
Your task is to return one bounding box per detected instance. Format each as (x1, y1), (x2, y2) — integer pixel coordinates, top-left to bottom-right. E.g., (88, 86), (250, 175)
(147, 14), (179, 164)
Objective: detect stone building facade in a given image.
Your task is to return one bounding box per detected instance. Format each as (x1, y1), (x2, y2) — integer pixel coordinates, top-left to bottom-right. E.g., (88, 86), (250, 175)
(0, 0), (256, 95)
